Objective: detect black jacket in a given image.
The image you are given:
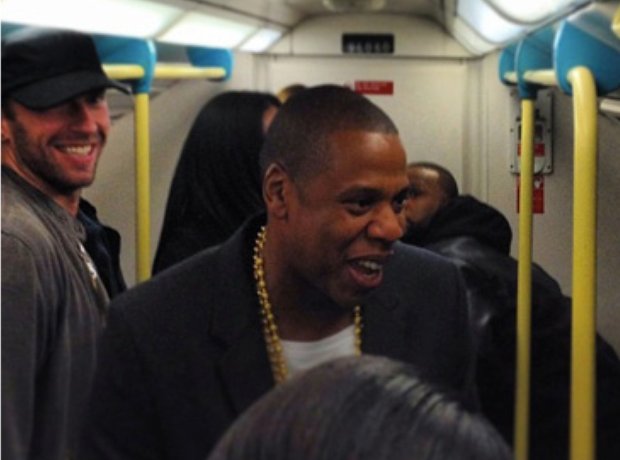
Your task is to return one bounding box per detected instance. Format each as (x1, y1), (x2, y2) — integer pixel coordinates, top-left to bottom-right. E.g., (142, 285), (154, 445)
(81, 214), (477, 460)
(402, 195), (620, 460)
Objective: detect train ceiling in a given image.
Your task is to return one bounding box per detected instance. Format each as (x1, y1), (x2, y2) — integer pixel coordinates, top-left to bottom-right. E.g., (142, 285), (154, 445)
(1, 0), (603, 56)
(4, 0), (618, 121)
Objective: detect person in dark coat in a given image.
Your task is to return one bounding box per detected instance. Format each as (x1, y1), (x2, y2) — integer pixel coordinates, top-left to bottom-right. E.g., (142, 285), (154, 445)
(80, 86), (478, 460)
(401, 161), (620, 460)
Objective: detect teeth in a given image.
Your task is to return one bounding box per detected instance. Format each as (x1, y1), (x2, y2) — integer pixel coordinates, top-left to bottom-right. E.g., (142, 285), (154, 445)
(358, 260), (381, 272)
(61, 145), (91, 156)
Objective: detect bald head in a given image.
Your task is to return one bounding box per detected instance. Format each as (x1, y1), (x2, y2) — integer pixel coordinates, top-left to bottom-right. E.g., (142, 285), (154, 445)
(404, 162), (458, 230)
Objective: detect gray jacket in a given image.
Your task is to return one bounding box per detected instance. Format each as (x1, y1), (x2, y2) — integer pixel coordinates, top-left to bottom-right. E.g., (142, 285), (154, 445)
(1, 167), (108, 460)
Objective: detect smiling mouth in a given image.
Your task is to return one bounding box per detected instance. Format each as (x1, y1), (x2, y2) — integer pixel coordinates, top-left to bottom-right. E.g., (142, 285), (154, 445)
(354, 259), (383, 275)
(348, 257), (388, 291)
(58, 145), (93, 156)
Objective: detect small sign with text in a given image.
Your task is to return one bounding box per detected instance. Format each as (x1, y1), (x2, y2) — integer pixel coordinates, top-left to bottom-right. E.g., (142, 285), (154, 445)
(353, 81), (394, 95)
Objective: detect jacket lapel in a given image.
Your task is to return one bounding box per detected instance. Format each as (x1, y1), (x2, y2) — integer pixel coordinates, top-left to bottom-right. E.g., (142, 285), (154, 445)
(217, 324), (275, 414)
(206, 216), (276, 415)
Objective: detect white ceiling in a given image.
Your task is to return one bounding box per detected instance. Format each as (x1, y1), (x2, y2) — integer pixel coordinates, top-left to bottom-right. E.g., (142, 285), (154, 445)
(187, 0), (444, 28)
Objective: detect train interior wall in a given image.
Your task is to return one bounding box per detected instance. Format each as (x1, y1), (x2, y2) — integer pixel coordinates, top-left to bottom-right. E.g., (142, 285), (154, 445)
(83, 18), (620, 353)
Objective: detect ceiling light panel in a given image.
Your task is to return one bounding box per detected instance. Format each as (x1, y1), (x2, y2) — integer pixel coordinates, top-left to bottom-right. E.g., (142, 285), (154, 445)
(457, 0), (529, 44)
(484, 0), (590, 25)
(157, 11), (256, 48)
(0, 0), (182, 38)
(239, 27), (284, 52)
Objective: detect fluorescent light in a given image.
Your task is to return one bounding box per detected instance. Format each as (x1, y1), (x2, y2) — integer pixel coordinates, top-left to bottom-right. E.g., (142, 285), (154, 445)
(158, 12), (256, 48)
(484, 0), (590, 25)
(458, 0), (529, 44)
(0, 0), (182, 38)
(239, 27), (283, 52)
(451, 16), (499, 54)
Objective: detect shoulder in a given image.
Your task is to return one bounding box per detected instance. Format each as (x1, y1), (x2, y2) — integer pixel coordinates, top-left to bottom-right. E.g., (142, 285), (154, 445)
(2, 184), (59, 261)
(377, 242), (466, 309)
(117, 246), (221, 305)
(110, 235), (250, 325)
(387, 241), (461, 281)
(2, 203), (65, 317)
(378, 242), (469, 321)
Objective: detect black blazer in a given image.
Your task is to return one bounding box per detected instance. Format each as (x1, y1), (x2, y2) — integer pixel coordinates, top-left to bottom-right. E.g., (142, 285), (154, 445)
(81, 216), (477, 460)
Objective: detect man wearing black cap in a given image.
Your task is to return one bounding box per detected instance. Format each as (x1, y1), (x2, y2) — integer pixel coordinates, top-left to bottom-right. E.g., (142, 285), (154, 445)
(1, 27), (129, 460)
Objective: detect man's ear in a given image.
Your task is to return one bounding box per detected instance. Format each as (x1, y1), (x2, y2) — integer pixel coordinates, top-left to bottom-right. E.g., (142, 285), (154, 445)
(263, 163), (291, 220)
(1, 112), (11, 144)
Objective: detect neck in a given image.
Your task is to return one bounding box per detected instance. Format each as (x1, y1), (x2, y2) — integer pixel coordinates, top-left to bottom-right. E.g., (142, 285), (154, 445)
(260, 226), (353, 341)
(2, 161), (81, 215)
(253, 225), (363, 384)
(53, 193), (81, 215)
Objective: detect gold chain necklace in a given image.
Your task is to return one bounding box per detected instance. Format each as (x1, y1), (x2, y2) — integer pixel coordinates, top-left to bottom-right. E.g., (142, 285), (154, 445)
(252, 225), (362, 384)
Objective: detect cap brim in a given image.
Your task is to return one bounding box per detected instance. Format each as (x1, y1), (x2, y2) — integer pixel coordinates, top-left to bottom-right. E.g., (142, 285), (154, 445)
(10, 70), (131, 110)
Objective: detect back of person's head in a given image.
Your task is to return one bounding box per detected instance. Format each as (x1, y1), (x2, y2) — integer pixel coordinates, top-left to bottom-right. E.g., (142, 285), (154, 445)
(408, 162), (459, 200)
(405, 162), (459, 230)
(158, 91), (281, 244)
(259, 84), (398, 184)
(1, 26), (128, 112)
(208, 355), (512, 460)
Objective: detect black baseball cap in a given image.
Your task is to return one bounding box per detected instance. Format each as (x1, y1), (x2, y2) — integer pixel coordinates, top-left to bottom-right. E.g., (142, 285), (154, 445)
(2, 27), (130, 110)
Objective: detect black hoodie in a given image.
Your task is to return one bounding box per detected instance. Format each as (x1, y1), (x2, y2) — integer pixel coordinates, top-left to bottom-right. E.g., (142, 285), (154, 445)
(403, 194), (512, 255)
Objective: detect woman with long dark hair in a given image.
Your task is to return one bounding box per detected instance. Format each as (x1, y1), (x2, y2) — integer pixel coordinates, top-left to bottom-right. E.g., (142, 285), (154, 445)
(153, 91), (280, 274)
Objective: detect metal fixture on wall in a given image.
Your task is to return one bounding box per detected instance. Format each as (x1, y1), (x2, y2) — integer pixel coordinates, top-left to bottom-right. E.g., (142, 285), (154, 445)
(322, 0), (387, 12)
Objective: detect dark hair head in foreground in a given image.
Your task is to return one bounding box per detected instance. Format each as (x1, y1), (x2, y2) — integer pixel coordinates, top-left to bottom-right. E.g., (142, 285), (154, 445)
(208, 355), (512, 460)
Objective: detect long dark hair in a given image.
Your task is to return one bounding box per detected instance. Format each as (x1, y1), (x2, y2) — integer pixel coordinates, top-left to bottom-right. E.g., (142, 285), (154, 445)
(153, 91), (280, 272)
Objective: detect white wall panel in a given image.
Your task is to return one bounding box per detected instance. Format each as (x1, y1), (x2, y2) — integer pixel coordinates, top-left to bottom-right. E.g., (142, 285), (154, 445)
(265, 55), (469, 188)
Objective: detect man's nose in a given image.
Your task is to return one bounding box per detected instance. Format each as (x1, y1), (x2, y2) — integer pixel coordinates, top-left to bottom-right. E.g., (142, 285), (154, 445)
(367, 204), (406, 243)
(68, 101), (99, 132)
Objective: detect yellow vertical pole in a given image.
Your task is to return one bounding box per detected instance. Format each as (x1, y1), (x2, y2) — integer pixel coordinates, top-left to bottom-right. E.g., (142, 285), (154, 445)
(568, 66), (598, 460)
(514, 98), (535, 460)
(134, 92), (151, 282)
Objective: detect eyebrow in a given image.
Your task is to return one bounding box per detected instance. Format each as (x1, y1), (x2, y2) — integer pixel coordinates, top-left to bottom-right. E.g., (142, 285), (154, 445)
(338, 185), (409, 202)
(337, 187), (379, 201)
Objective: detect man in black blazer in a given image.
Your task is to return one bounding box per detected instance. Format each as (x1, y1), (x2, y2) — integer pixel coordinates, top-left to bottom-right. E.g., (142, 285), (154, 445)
(81, 85), (478, 460)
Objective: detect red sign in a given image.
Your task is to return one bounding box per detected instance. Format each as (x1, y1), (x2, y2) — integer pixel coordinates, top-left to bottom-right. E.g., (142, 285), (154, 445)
(516, 175), (545, 214)
(354, 80), (394, 95)
(517, 142), (546, 157)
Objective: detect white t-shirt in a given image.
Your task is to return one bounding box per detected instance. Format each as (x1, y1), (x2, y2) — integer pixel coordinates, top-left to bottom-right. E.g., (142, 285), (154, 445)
(281, 325), (357, 377)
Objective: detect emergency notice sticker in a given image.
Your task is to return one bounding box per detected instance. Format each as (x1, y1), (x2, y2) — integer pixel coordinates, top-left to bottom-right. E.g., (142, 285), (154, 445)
(353, 81), (394, 95)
